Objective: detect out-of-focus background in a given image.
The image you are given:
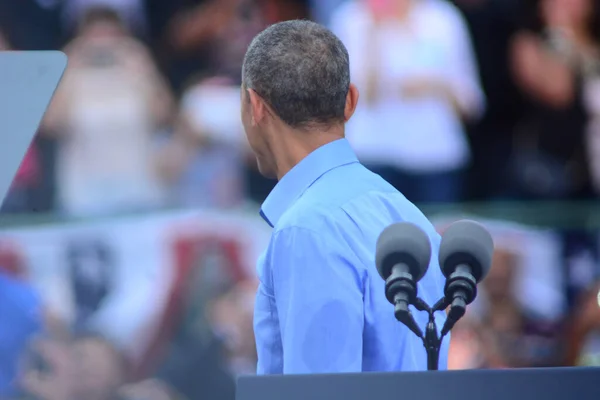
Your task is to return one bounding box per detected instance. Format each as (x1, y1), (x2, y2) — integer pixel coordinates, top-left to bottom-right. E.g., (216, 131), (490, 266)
(0, 0), (599, 399)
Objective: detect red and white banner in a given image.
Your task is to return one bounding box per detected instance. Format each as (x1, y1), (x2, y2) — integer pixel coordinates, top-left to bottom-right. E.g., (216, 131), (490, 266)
(0, 209), (577, 372)
(0, 210), (271, 365)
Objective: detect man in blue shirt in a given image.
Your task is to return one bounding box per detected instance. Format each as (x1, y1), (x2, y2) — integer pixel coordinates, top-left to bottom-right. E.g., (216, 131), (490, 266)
(241, 20), (449, 374)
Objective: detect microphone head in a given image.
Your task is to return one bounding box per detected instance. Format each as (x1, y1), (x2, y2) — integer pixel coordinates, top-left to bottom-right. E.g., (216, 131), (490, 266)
(438, 220), (494, 282)
(376, 222), (431, 283)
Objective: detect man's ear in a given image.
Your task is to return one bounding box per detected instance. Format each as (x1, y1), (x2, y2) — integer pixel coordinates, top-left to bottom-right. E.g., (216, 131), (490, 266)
(247, 88), (267, 126)
(344, 83), (359, 122)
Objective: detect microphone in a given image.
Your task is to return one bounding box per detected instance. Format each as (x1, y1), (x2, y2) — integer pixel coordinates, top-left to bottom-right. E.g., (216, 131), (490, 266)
(438, 220), (494, 336)
(376, 222), (431, 338)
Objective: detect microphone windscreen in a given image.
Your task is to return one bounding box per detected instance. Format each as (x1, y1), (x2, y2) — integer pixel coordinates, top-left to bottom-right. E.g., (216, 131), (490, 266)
(376, 222), (431, 282)
(438, 220), (494, 282)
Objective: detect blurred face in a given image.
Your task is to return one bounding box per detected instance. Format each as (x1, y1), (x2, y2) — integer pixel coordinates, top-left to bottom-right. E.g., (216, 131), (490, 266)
(240, 86), (277, 178)
(542, 0), (594, 28)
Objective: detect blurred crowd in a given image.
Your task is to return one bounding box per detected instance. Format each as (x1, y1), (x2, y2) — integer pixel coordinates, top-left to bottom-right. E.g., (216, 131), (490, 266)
(2, 0), (600, 212)
(1, 0), (600, 399)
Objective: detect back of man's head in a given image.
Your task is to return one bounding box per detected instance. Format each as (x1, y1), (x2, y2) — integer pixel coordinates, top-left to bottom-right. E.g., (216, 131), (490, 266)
(242, 20), (350, 129)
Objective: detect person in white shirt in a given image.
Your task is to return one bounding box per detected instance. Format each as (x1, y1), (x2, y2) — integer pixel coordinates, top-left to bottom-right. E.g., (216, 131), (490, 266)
(43, 6), (174, 216)
(330, 0), (485, 203)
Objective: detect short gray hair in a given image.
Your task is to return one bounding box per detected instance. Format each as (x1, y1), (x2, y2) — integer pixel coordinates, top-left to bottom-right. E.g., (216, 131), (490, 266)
(242, 20), (350, 129)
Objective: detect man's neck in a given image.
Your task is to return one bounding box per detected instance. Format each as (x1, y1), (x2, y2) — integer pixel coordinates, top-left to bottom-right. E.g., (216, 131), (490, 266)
(272, 125), (344, 180)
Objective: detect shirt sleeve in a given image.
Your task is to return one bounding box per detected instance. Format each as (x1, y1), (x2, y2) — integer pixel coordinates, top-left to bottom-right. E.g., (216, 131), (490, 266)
(269, 226), (366, 374)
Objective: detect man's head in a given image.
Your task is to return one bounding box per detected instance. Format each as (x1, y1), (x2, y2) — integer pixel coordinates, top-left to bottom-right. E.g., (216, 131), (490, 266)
(241, 20), (359, 179)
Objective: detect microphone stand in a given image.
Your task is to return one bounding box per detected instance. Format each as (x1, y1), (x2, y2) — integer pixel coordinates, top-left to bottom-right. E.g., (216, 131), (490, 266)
(413, 297), (450, 371)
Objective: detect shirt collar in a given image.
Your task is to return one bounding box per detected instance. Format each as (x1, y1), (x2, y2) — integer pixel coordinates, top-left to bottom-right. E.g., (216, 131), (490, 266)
(260, 138), (358, 227)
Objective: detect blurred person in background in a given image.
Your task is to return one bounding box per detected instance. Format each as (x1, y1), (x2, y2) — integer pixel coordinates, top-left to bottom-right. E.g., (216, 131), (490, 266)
(70, 334), (128, 400)
(309, 0), (347, 25)
(19, 333), (128, 400)
(62, 0), (148, 39)
(18, 338), (74, 400)
(145, 0), (266, 94)
(212, 0), (265, 83)
(43, 6), (175, 217)
(0, 0), (66, 50)
(330, 0), (484, 204)
(447, 313), (487, 370)
(449, 245), (562, 369)
(157, 77), (246, 209)
(119, 248), (240, 400)
(0, 245), (43, 398)
(510, 0), (600, 202)
(209, 279), (258, 375)
(120, 281), (256, 400)
(260, 0), (308, 23)
(588, 75), (600, 194)
(510, 0), (600, 309)
(564, 281), (600, 366)
(450, 0), (525, 200)
(0, 27), (8, 51)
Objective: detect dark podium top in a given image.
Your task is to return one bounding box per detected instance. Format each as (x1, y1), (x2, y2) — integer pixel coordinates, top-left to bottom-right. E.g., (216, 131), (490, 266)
(237, 367), (600, 400)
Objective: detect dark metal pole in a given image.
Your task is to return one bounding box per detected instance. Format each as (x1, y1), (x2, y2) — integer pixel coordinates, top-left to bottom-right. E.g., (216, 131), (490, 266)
(424, 310), (441, 371)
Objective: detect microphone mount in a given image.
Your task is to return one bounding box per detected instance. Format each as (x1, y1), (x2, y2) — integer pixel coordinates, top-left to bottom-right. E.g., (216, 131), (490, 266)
(382, 219), (493, 371)
(383, 266), (471, 371)
(395, 278), (477, 371)
(411, 297), (451, 371)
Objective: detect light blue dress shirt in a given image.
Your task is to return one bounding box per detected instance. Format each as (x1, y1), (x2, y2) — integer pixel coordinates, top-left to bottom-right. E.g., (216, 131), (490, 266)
(254, 138), (449, 374)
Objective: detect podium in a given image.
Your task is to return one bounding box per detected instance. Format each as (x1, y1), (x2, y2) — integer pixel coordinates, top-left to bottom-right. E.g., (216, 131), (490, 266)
(237, 367), (600, 400)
